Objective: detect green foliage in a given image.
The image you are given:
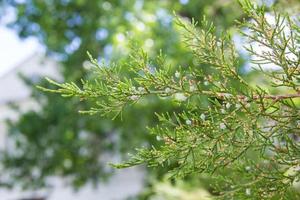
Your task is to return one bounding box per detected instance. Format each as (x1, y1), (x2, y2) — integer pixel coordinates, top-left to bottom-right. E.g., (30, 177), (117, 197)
(2, 0), (246, 189)
(43, 1), (300, 199)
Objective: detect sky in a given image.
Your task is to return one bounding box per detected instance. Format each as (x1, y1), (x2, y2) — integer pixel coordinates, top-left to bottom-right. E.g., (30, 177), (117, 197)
(0, 6), (40, 77)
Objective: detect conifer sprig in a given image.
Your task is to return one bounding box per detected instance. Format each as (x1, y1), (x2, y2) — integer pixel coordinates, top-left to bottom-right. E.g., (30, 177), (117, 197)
(38, 0), (300, 198)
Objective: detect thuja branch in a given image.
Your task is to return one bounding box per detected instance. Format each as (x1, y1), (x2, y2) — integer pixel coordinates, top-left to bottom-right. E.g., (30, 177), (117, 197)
(38, 77), (300, 108)
(212, 92), (300, 101)
(39, 1), (300, 199)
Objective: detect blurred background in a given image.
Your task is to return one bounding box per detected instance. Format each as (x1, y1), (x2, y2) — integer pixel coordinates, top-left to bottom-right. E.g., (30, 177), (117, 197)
(0, 0), (299, 199)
